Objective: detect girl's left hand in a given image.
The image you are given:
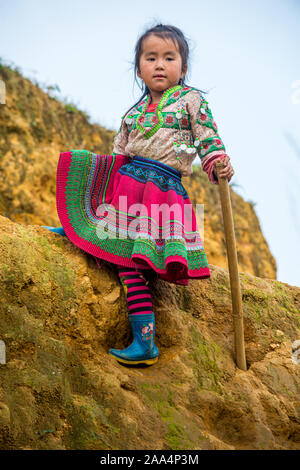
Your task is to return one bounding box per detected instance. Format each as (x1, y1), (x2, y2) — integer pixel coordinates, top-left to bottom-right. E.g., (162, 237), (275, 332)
(214, 155), (234, 182)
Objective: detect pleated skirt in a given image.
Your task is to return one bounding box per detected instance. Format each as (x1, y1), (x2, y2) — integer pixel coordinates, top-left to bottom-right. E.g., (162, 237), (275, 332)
(56, 150), (211, 286)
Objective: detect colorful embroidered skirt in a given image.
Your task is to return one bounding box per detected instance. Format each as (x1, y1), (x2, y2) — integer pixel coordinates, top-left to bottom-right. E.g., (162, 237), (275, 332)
(56, 150), (211, 286)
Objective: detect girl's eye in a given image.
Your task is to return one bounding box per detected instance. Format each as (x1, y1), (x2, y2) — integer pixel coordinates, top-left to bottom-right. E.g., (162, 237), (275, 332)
(147, 57), (174, 61)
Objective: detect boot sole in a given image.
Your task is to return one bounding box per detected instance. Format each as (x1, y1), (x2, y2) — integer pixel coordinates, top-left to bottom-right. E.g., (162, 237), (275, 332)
(108, 353), (158, 365)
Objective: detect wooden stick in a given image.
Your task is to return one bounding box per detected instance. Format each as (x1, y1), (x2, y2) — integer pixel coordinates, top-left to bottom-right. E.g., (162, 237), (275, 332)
(214, 160), (247, 371)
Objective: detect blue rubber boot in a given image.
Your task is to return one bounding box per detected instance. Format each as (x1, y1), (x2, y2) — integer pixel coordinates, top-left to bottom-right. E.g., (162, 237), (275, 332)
(109, 313), (159, 365)
(41, 226), (67, 236)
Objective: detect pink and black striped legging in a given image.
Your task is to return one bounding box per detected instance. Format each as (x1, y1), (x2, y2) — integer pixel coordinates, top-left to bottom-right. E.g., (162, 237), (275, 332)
(116, 265), (153, 316)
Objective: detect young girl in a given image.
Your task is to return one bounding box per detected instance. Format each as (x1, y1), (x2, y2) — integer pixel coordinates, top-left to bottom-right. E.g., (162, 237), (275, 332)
(42, 23), (234, 367)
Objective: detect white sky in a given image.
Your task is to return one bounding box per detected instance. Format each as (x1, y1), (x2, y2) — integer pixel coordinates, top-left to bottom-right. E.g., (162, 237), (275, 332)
(1, 0), (300, 286)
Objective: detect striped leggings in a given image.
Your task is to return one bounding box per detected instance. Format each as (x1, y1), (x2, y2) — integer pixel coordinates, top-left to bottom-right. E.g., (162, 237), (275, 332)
(116, 265), (153, 316)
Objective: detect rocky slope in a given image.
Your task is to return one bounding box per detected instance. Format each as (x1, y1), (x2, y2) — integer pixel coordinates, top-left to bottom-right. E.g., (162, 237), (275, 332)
(0, 215), (299, 450)
(0, 61), (276, 279)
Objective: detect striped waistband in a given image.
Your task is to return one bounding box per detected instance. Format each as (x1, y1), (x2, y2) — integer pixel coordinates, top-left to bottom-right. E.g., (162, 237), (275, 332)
(132, 156), (182, 181)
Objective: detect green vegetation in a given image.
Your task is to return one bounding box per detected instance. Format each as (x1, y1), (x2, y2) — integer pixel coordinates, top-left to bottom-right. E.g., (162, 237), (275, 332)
(139, 382), (203, 450)
(188, 324), (223, 395)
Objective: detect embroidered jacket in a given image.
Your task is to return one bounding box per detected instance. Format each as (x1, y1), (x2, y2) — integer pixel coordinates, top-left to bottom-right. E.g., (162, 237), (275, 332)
(112, 85), (229, 184)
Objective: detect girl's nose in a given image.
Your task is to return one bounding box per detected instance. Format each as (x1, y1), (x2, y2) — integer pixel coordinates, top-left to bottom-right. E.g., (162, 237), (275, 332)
(155, 58), (165, 68)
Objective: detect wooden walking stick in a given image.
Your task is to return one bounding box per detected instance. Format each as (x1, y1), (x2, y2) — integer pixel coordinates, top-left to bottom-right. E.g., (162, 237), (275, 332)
(214, 160), (247, 371)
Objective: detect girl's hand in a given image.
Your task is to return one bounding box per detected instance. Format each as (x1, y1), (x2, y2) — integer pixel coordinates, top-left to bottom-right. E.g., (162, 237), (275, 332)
(214, 155), (234, 182)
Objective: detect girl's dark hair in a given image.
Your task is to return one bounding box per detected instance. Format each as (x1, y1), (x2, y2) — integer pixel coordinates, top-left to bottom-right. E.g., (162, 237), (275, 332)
(123, 23), (207, 118)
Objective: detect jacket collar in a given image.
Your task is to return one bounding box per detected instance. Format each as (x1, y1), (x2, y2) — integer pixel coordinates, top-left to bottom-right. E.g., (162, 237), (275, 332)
(136, 85), (193, 112)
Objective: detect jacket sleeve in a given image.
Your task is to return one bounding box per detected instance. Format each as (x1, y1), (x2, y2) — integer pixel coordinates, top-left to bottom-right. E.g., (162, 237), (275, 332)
(112, 114), (129, 156)
(186, 90), (230, 185)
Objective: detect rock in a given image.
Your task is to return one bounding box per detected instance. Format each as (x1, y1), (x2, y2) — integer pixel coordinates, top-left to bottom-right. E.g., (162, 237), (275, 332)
(0, 216), (299, 450)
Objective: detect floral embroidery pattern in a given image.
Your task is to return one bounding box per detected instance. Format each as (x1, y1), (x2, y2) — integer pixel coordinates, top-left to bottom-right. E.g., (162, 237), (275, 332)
(196, 104), (218, 133)
(199, 136), (225, 158)
(140, 322), (154, 341)
(125, 112), (190, 132)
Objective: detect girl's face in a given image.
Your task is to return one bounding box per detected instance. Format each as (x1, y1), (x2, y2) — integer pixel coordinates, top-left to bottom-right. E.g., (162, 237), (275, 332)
(137, 34), (187, 103)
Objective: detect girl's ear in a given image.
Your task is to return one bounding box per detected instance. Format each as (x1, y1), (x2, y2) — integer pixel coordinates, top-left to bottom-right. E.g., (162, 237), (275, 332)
(181, 64), (188, 78)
